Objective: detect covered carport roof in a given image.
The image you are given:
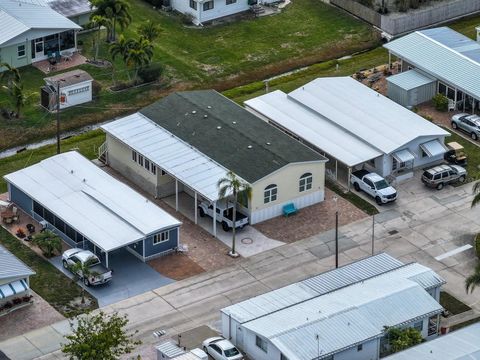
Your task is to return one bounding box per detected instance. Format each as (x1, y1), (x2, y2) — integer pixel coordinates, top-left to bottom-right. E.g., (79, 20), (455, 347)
(102, 113), (232, 202)
(4, 151), (181, 253)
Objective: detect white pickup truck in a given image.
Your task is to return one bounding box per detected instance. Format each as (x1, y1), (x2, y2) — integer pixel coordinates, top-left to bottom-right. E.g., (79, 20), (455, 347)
(62, 249), (113, 286)
(350, 170), (397, 205)
(198, 200), (249, 232)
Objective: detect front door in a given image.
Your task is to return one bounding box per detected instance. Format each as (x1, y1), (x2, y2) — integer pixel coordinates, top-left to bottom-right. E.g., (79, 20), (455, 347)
(34, 38), (44, 60)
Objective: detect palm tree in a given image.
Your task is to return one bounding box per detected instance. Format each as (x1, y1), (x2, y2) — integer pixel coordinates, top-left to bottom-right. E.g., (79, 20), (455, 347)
(472, 182), (480, 208)
(32, 230), (63, 257)
(217, 171), (252, 257)
(69, 261), (97, 304)
(125, 37), (154, 84)
(0, 62), (20, 86)
(138, 20), (162, 42)
(109, 34), (134, 82)
(91, 0), (132, 42)
(2, 81), (30, 118)
(88, 15), (112, 60)
(465, 263), (480, 293)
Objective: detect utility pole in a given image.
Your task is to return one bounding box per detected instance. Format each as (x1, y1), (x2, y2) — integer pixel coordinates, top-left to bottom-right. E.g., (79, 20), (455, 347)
(372, 214), (375, 256)
(56, 81), (60, 154)
(333, 196), (339, 268)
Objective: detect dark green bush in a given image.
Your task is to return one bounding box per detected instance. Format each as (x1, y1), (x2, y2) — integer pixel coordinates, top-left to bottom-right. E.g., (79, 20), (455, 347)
(475, 233), (480, 259)
(433, 93), (448, 112)
(138, 63), (164, 83)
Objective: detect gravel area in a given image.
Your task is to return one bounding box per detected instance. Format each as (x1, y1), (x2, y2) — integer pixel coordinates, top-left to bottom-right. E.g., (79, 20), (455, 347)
(0, 291), (65, 342)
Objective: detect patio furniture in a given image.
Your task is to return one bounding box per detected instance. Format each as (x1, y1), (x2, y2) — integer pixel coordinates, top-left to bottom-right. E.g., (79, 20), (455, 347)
(1, 209), (14, 223)
(282, 203), (297, 217)
(26, 224), (36, 234)
(62, 50), (73, 62)
(448, 98), (456, 111)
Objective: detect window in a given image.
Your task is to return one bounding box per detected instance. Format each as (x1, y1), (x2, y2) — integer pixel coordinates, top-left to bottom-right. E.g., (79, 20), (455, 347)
(65, 224), (76, 241)
(17, 45), (26, 58)
(210, 344), (221, 354)
(138, 155), (144, 167)
(161, 169), (167, 176)
(189, 0), (197, 9)
(33, 201), (44, 217)
(132, 150), (137, 162)
(299, 172), (313, 192)
(67, 86), (90, 96)
(264, 184), (278, 204)
(54, 216), (65, 233)
(357, 344), (363, 351)
(151, 164), (157, 175)
(226, 0), (236, 4)
(44, 208), (54, 224)
(413, 320), (423, 332)
(153, 231), (169, 245)
(364, 178), (374, 188)
(256, 335), (268, 353)
(144, 158), (150, 172)
(203, 0), (214, 10)
(438, 82), (447, 96)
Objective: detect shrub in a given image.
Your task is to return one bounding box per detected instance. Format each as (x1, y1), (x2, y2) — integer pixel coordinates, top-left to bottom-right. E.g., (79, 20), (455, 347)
(475, 233), (480, 259)
(138, 63), (164, 84)
(432, 93), (448, 112)
(92, 80), (102, 98)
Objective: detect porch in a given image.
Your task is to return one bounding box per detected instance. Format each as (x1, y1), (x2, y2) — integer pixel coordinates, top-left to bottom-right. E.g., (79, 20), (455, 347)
(32, 52), (87, 74)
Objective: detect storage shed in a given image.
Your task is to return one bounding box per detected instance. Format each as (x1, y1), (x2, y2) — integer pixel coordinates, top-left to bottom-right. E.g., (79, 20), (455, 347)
(387, 69), (436, 108)
(41, 69), (93, 111)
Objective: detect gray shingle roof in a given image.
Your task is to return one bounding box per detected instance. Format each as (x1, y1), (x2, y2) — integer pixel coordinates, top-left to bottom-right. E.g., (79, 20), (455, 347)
(0, 244), (35, 280)
(140, 90), (326, 183)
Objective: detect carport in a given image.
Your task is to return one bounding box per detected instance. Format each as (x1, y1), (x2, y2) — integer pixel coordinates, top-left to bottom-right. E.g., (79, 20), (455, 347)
(102, 113), (239, 237)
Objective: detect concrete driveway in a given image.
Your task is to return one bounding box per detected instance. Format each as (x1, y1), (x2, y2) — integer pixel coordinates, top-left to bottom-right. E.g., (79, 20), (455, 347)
(49, 248), (174, 307)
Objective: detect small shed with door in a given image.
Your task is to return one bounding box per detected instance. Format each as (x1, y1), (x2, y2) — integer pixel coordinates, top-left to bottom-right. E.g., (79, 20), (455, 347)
(41, 69), (93, 111)
(387, 69), (437, 108)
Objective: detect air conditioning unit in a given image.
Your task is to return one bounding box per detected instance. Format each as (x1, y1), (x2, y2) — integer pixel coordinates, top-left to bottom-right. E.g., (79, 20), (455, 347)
(190, 348), (208, 360)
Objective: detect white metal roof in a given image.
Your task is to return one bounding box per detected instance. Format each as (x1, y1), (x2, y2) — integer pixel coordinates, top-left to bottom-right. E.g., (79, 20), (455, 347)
(155, 341), (185, 358)
(385, 323), (480, 360)
(420, 139), (447, 158)
(101, 113), (231, 202)
(384, 27), (480, 100)
(386, 69), (436, 91)
(243, 276), (443, 360)
(4, 151), (181, 252)
(245, 77), (448, 166)
(0, 0), (81, 46)
(0, 244), (35, 280)
(222, 253), (444, 324)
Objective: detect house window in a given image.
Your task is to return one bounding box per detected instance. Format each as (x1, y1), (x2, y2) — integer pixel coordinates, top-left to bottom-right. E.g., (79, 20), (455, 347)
(203, 0), (214, 10)
(17, 45), (26, 58)
(299, 172), (313, 192)
(138, 155), (144, 167)
(67, 86), (90, 96)
(438, 82), (447, 96)
(153, 231), (169, 245)
(151, 164), (157, 175)
(255, 335), (268, 353)
(413, 320), (423, 332)
(226, 0), (236, 4)
(161, 169), (167, 176)
(33, 201), (44, 217)
(357, 344), (363, 351)
(189, 0), (197, 9)
(132, 150), (137, 162)
(264, 184), (278, 204)
(144, 159), (150, 172)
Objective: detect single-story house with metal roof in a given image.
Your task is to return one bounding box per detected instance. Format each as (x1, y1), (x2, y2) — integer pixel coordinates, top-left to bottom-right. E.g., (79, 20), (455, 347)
(100, 90), (327, 231)
(0, 244), (35, 316)
(3, 151), (182, 267)
(385, 322), (480, 360)
(384, 27), (480, 112)
(245, 77), (449, 186)
(0, 0), (81, 70)
(221, 253), (445, 360)
(45, 0), (92, 26)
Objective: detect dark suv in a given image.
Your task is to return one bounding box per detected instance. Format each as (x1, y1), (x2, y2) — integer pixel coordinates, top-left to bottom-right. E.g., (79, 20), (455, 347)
(421, 164), (467, 190)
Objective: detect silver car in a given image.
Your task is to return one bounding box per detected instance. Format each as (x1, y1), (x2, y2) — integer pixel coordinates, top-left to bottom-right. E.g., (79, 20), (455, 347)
(451, 113), (480, 140)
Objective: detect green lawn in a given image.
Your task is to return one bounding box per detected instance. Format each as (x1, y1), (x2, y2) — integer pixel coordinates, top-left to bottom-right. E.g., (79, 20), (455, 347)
(0, 227), (97, 317)
(443, 130), (480, 183)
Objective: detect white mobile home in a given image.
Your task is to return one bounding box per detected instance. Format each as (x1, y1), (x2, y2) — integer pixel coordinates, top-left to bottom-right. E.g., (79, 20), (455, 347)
(245, 77), (449, 185)
(221, 253), (445, 360)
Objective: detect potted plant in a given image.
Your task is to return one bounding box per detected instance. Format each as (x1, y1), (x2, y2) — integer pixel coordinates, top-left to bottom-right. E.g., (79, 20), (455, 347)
(16, 228), (26, 238)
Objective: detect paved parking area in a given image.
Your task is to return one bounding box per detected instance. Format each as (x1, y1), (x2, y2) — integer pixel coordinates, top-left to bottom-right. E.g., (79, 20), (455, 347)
(49, 248), (174, 307)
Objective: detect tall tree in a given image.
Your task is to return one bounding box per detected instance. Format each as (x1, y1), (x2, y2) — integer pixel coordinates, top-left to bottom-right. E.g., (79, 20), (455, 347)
(90, 0), (132, 42)
(0, 62), (21, 86)
(465, 263), (480, 293)
(88, 15), (112, 60)
(138, 20), (162, 42)
(217, 171), (252, 257)
(125, 37), (154, 84)
(2, 81), (30, 119)
(109, 34), (134, 82)
(62, 311), (141, 360)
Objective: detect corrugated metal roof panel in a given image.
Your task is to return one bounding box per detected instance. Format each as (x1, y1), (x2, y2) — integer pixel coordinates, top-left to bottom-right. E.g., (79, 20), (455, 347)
(45, 0), (91, 17)
(102, 113), (233, 202)
(385, 323), (480, 360)
(4, 151), (181, 252)
(384, 28), (480, 99)
(0, 10), (29, 46)
(0, 244), (35, 280)
(386, 69), (436, 90)
(155, 341), (186, 357)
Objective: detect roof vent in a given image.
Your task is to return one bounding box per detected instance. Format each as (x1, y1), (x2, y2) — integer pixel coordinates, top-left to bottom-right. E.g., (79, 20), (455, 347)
(204, 115), (208, 118)
(192, 110), (197, 114)
(70, 170), (74, 174)
(266, 142), (271, 145)
(207, 105), (212, 109)
(247, 145), (253, 149)
(177, 122), (181, 126)
(82, 178), (86, 182)
(217, 126), (222, 130)
(232, 121), (237, 125)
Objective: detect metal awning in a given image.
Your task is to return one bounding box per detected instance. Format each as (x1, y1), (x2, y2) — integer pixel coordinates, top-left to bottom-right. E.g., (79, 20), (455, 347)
(420, 140), (447, 157)
(392, 149), (415, 163)
(0, 279), (28, 299)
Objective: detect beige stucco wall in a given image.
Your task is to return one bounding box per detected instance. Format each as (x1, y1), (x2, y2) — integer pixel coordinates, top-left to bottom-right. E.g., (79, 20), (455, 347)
(250, 161), (325, 211)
